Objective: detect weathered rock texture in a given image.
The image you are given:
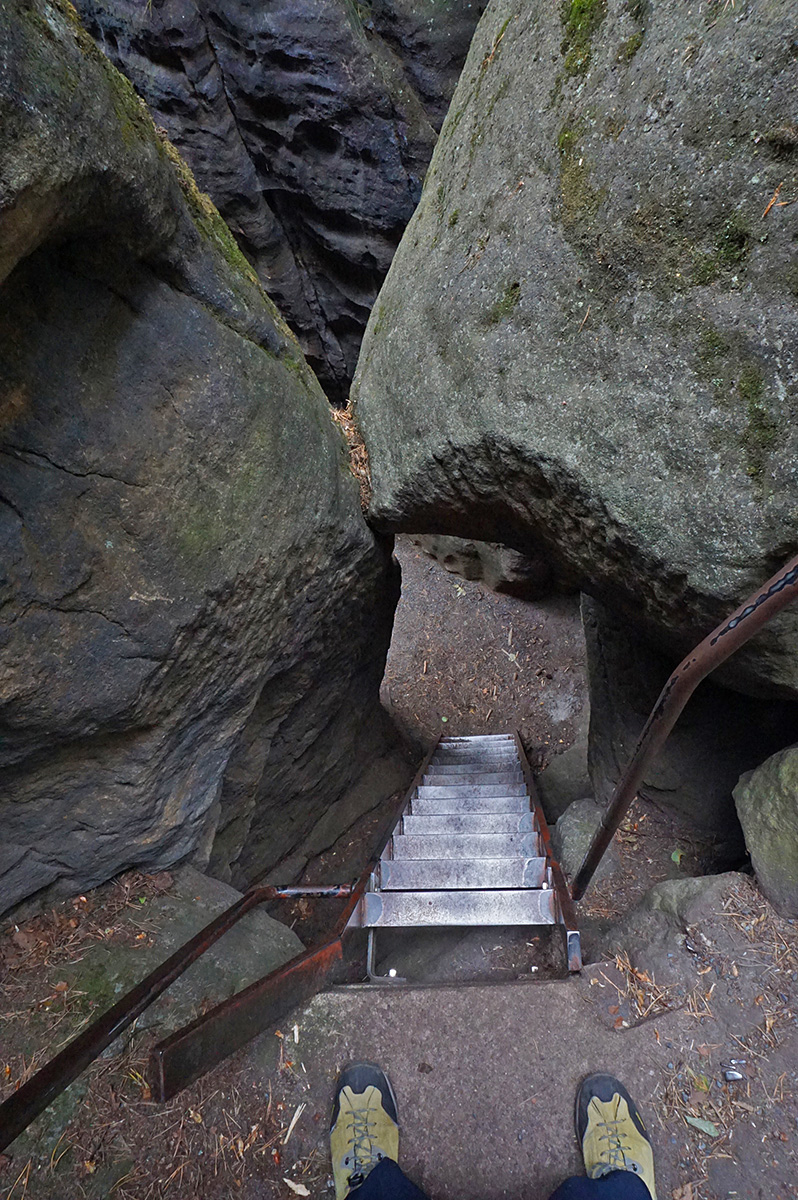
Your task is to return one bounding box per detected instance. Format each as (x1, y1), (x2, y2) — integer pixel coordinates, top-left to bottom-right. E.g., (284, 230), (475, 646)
(583, 597), (797, 850)
(353, 0), (798, 699)
(734, 746), (798, 916)
(0, 0), (409, 916)
(72, 0), (486, 401)
(553, 797), (618, 887)
(411, 533), (551, 599)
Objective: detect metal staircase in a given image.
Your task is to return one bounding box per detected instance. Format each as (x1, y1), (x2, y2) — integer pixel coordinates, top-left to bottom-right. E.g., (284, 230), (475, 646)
(349, 733), (582, 974)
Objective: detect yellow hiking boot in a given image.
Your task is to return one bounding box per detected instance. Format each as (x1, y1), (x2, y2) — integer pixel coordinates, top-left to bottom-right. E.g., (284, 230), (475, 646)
(576, 1074), (657, 1200)
(330, 1063), (399, 1199)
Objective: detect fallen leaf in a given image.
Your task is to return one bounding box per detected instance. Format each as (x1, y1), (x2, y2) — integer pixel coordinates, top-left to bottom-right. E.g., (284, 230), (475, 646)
(189, 1109), (203, 1123)
(671, 849), (684, 866)
(283, 1180), (310, 1197)
(608, 1004), (619, 1015)
(685, 1115), (719, 1137)
(83, 1160), (97, 1175)
(672, 1185), (694, 1200)
(53, 981), (68, 993)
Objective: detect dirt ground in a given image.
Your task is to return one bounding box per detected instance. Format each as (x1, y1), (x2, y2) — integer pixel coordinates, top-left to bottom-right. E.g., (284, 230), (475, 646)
(382, 538), (588, 765)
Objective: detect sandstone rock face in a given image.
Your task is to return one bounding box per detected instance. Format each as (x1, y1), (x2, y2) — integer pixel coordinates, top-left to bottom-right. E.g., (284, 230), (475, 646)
(583, 597), (797, 849)
(734, 747), (798, 916)
(72, 0), (486, 401)
(0, 0), (407, 916)
(411, 533), (551, 599)
(353, 0), (798, 698)
(606, 872), (747, 989)
(552, 797), (618, 887)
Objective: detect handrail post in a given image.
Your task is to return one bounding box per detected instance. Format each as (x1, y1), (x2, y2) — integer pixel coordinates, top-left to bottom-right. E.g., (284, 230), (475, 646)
(571, 555), (798, 903)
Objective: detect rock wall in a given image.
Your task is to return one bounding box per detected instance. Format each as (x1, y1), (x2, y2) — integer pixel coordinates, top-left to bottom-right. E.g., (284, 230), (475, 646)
(734, 747), (798, 916)
(72, 0), (486, 401)
(352, 0), (798, 700)
(0, 0), (409, 917)
(411, 533), (552, 600)
(582, 598), (797, 856)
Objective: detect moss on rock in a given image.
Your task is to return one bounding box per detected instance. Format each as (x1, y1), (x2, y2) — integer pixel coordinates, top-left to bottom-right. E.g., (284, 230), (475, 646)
(560, 0), (607, 75)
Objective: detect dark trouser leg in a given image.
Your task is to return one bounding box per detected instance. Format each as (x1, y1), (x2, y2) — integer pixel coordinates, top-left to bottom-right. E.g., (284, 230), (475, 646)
(346, 1158), (430, 1200)
(548, 1171), (652, 1199)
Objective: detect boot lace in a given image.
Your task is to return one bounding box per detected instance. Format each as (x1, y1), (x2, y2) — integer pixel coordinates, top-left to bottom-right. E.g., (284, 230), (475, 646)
(345, 1106), (384, 1186)
(595, 1115), (642, 1177)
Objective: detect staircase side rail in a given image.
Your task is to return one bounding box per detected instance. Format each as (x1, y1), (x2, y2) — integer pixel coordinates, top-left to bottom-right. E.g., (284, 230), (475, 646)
(0, 886), (350, 1152)
(571, 554), (798, 903)
(514, 733), (582, 972)
(0, 741), (439, 1147)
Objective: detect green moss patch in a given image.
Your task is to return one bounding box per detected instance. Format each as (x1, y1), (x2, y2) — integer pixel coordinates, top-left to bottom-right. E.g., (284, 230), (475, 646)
(158, 134), (258, 283)
(560, 0), (607, 76)
(557, 123), (605, 228)
(617, 31), (643, 61)
(692, 211), (750, 284)
(694, 326), (778, 484)
(487, 279), (521, 324)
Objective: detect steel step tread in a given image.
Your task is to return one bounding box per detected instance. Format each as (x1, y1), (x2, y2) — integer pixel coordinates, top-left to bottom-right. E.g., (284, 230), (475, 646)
(391, 831), (540, 859)
(423, 771), (522, 786)
(379, 857), (547, 890)
(417, 783), (528, 798)
(427, 768), (520, 777)
(412, 794), (530, 815)
(358, 889), (557, 927)
(402, 812), (535, 834)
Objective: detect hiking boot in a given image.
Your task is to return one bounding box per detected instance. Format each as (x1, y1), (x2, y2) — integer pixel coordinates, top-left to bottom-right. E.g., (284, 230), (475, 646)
(576, 1074), (657, 1200)
(330, 1063), (399, 1199)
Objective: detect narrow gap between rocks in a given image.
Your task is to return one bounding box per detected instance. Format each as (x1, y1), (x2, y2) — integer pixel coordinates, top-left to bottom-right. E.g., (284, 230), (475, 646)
(283, 536), (746, 983)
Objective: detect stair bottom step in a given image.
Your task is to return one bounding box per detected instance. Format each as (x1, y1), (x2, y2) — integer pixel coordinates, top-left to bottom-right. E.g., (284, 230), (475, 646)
(355, 889), (557, 927)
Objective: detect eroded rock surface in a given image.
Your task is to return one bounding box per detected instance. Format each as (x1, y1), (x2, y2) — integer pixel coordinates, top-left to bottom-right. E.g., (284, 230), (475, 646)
(411, 533), (551, 599)
(353, 0), (798, 698)
(72, 0), (486, 401)
(0, 0), (408, 916)
(734, 746), (798, 916)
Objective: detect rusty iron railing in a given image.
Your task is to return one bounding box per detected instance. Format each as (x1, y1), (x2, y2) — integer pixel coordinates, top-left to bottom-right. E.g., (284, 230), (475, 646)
(514, 733), (582, 972)
(0, 742), (438, 1151)
(571, 554), (798, 901)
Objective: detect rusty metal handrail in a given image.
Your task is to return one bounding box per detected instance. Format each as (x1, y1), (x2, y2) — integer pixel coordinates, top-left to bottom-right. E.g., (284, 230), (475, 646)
(147, 739), (438, 1100)
(571, 554), (798, 902)
(0, 886), (350, 1151)
(0, 741), (438, 1149)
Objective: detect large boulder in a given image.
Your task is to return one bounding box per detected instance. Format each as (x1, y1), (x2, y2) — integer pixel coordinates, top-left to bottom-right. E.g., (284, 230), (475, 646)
(411, 533), (551, 599)
(583, 596), (797, 849)
(733, 746), (798, 916)
(72, 0), (487, 400)
(0, 0), (408, 916)
(352, 0), (798, 699)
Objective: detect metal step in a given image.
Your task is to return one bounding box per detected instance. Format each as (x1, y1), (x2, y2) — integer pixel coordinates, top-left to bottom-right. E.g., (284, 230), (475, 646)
(439, 735), (515, 742)
(379, 856), (548, 890)
(402, 812), (535, 835)
(357, 889), (556, 927)
(422, 771), (522, 787)
(417, 782), (528, 799)
(412, 793), (530, 815)
(391, 832), (540, 860)
(425, 763), (522, 776)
